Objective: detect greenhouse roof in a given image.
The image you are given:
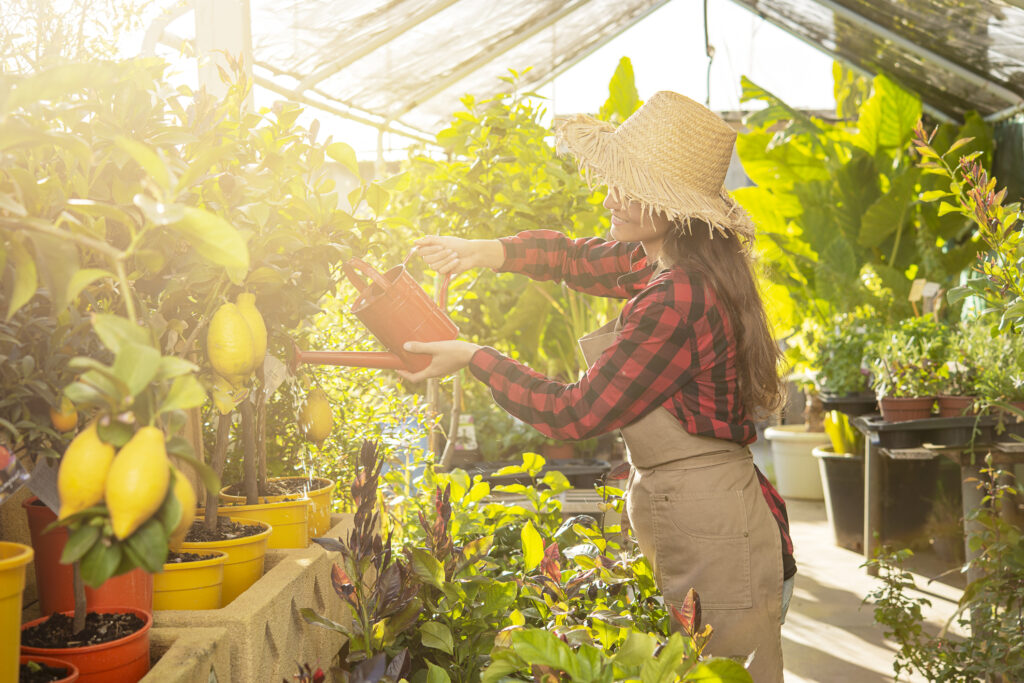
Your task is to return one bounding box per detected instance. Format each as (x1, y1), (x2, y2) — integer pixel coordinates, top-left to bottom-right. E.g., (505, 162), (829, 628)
(157, 0), (1024, 136)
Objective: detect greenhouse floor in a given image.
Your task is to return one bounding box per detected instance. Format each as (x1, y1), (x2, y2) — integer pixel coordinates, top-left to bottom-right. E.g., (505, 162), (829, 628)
(781, 497), (965, 682)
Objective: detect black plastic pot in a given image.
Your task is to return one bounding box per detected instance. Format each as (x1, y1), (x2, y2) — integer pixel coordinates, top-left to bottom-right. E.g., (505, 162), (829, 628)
(814, 447), (864, 552)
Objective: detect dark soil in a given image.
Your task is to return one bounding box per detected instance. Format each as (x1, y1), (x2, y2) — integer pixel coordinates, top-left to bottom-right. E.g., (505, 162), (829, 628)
(21, 611), (145, 649)
(19, 660), (70, 683)
(223, 477), (329, 498)
(184, 517), (265, 543)
(165, 551), (219, 563)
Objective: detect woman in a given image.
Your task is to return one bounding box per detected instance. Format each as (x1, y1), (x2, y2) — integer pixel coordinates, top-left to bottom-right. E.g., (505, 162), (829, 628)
(400, 91), (795, 680)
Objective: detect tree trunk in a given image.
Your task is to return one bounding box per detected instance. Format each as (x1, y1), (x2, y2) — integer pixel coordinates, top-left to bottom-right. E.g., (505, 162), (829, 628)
(72, 562), (86, 634)
(241, 398), (258, 505)
(204, 413), (231, 533)
(256, 363), (267, 493)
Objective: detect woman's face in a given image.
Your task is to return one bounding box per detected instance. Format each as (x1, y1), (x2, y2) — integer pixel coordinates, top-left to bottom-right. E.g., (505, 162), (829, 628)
(603, 192), (670, 255)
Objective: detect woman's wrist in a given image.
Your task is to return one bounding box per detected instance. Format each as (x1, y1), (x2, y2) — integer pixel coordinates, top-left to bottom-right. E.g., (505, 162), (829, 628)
(480, 239), (505, 271)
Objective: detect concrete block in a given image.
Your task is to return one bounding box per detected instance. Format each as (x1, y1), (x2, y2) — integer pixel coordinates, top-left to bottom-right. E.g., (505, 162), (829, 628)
(145, 627), (231, 682)
(151, 513), (353, 682)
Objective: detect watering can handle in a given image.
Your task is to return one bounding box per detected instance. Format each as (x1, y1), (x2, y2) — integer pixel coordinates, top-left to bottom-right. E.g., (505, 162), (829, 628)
(342, 258), (452, 313)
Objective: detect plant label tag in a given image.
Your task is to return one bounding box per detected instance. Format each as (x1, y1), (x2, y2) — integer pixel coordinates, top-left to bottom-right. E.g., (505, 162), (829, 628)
(922, 282), (940, 299)
(263, 355), (288, 399)
(455, 414), (478, 451)
(28, 455), (60, 513)
(908, 278), (926, 302)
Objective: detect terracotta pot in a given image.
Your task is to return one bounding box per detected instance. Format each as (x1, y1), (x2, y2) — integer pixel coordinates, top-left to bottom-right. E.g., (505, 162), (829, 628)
(20, 607), (151, 683)
(936, 395), (976, 418)
(22, 498), (153, 615)
(879, 396), (935, 422)
(541, 442), (575, 460)
(1, 542), (34, 683)
(19, 654), (80, 683)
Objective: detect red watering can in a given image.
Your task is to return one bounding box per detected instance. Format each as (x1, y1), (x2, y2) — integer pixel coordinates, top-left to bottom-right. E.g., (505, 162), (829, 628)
(291, 258), (457, 372)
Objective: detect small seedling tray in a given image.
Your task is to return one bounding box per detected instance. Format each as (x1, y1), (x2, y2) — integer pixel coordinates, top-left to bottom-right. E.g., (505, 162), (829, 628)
(820, 393), (878, 417)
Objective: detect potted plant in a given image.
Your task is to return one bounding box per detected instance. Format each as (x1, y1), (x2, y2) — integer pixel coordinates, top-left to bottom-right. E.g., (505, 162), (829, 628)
(936, 321), (981, 418)
(152, 549), (228, 611)
(18, 654), (80, 683)
(868, 317), (949, 421)
(814, 309), (882, 416)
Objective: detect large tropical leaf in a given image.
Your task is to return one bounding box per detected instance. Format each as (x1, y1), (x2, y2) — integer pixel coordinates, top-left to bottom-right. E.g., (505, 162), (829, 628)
(859, 168), (920, 248)
(855, 74), (921, 154)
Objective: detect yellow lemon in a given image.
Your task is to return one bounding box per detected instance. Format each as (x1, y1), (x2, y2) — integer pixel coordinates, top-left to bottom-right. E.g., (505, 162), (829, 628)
(300, 388), (333, 444)
(168, 466), (197, 551)
(105, 426), (171, 540)
(57, 422), (116, 520)
(50, 396), (78, 433)
(207, 302), (255, 386)
(235, 292), (267, 372)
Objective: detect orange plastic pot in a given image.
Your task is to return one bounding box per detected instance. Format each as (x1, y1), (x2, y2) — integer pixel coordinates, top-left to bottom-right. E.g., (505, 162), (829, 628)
(19, 654), (80, 682)
(879, 396), (935, 422)
(220, 477), (335, 537)
(153, 551), (227, 611)
(1, 541), (34, 683)
(179, 516), (270, 605)
(20, 607), (151, 683)
(22, 497), (153, 615)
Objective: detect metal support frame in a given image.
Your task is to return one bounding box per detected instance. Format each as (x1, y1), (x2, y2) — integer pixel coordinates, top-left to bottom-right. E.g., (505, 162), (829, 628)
(810, 0), (1024, 107)
(396, 0), (594, 117)
(725, 0), (956, 124)
(297, 0), (462, 91)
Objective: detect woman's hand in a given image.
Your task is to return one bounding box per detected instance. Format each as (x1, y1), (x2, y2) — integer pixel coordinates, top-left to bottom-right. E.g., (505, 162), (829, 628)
(397, 340), (481, 382)
(414, 236), (504, 276)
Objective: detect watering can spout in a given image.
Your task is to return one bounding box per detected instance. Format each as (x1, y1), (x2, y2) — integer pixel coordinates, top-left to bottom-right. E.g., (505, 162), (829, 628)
(290, 344), (408, 372)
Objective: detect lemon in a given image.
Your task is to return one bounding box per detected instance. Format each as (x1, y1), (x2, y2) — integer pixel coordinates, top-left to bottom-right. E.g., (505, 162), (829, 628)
(105, 426), (171, 540)
(57, 422), (116, 520)
(167, 466), (197, 551)
(207, 302), (255, 386)
(300, 388), (333, 444)
(235, 292), (267, 372)
(50, 396), (78, 433)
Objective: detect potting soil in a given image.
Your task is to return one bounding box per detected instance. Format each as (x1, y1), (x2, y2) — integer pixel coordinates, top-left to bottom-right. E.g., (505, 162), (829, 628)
(184, 517), (265, 543)
(19, 660), (71, 683)
(165, 551), (217, 563)
(21, 611), (145, 649)
(223, 477), (329, 497)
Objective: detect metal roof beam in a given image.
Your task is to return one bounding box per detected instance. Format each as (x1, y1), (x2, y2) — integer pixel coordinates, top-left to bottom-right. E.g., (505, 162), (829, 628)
(724, 0), (956, 123)
(810, 0), (1024, 106)
(297, 0), (461, 91)
(396, 0), (593, 117)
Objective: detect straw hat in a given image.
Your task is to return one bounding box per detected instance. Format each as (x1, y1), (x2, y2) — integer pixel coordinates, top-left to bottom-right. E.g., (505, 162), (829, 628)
(556, 90), (754, 240)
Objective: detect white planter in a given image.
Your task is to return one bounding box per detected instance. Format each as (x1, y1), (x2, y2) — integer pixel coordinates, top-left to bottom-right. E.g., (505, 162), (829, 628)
(763, 425), (828, 500)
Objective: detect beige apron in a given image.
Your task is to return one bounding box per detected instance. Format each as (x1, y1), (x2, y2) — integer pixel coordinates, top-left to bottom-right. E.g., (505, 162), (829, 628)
(580, 318), (784, 682)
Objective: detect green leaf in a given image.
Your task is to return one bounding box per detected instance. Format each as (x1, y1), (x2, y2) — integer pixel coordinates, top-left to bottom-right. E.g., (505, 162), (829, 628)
(686, 658), (754, 682)
(938, 201), (963, 217)
(115, 136), (171, 190)
(60, 524), (101, 565)
(155, 356), (199, 381)
(66, 268), (113, 304)
(133, 194), (185, 226)
(91, 314), (151, 354)
(171, 207), (249, 278)
(612, 630), (658, 667)
(510, 629), (580, 678)
(598, 56), (641, 122)
(364, 183), (389, 216)
(408, 547), (445, 588)
(919, 190), (952, 202)
(521, 521), (544, 572)
(326, 142), (361, 179)
(5, 239), (37, 320)
(420, 621), (455, 655)
(160, 375), (208, 413)
(164, 441), (221, 495)
(299, 607), (352, 636)
(425, 661), (452, 683)
(125, 517), (169, 573)
(112, 342), (161, 396)
(859, 169), (918, 248)
(80, 537), (123, 588)
(0, 192), (26, 216)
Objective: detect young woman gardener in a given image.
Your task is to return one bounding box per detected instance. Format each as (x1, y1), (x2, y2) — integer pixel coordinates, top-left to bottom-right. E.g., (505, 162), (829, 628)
(401, 91), (796, 680)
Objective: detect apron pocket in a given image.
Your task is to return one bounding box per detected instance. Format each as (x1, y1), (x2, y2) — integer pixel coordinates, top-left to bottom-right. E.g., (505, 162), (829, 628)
(650, 490), (753, 610)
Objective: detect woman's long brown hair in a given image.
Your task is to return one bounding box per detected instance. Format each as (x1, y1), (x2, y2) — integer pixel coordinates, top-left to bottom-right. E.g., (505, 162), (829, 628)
(658, 220), (785, 417)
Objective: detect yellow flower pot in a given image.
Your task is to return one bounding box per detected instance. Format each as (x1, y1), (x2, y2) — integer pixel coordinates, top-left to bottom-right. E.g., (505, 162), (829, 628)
(220, 477), (335, 537)
(213, 497), (312, 548)
(180, 516), (270, 605)
(1, 541), (34, 683)
(153, 550), (227, 611)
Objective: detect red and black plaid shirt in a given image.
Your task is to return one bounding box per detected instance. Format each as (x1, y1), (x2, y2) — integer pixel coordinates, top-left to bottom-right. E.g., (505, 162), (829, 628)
(468, 230), (795, 577)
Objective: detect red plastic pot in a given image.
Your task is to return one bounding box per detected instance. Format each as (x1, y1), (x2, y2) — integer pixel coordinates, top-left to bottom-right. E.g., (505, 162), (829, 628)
(19, 654), (80, 682)
(936, 395), (976, 418)
(22, 498), (153, 615)
(879, 396), (935, 422)
(20, 607), (151, 683)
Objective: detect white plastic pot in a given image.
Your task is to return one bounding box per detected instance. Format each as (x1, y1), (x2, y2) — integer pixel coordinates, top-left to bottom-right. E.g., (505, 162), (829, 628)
(763, 425), (828, 500)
